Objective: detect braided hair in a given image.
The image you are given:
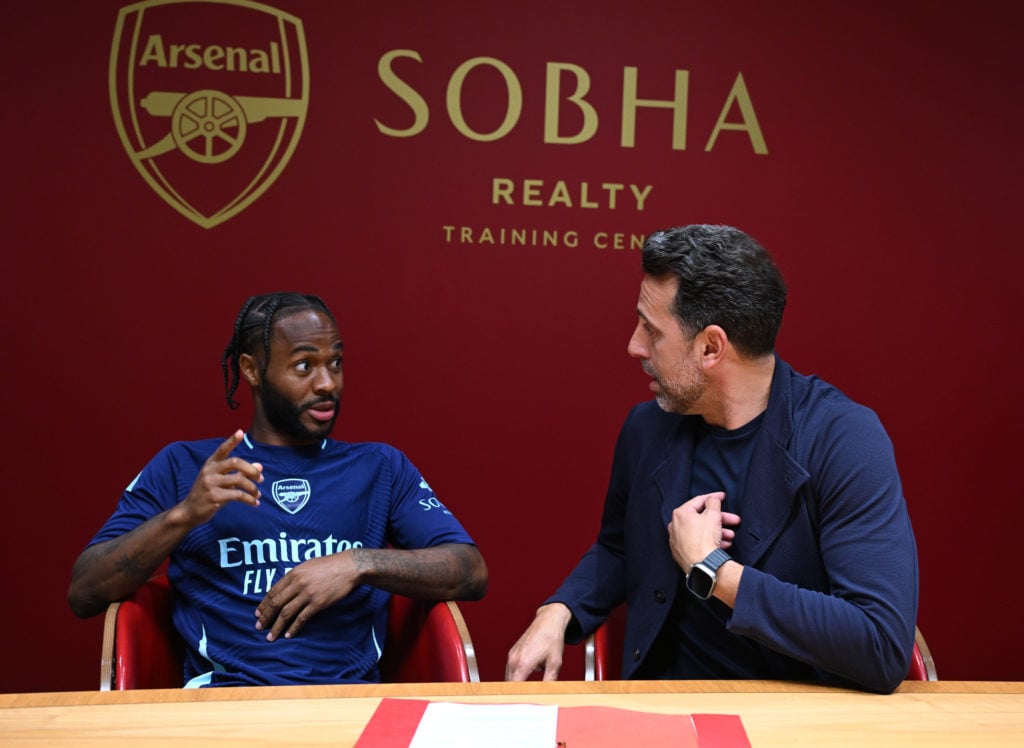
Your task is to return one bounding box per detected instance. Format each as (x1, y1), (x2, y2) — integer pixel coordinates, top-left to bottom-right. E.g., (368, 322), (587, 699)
(221, 292), (337, 410)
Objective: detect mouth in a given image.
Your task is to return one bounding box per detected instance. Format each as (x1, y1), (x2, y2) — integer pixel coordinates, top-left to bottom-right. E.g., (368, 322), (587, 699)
(641, 361), (661, 392)
(305, 400), (337, 423)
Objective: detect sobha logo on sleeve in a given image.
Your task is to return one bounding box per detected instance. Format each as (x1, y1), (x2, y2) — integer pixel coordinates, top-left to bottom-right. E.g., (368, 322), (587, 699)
(110, 0), (309, 229)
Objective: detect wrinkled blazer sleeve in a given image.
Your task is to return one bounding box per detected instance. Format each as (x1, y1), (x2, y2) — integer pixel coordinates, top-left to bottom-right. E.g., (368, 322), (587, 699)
(729, 395), (918, 693)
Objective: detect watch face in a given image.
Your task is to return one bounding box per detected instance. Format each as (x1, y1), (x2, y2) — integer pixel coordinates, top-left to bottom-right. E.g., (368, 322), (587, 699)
(686, 564), (715, 599)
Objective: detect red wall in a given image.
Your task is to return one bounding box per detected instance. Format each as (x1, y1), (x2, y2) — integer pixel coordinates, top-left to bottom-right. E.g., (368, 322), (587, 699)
(3, 1), (1021, 692)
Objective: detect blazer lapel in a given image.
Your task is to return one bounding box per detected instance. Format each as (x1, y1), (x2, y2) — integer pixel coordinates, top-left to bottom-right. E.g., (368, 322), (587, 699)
(737, 357), (810, 567)
(736, 435), (808, 566)
(645, 358), (811, 568)
(652, 417), (699, 526)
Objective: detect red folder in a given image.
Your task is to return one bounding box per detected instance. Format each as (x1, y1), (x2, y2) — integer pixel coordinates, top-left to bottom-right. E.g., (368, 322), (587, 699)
(355, 698), (751, 747)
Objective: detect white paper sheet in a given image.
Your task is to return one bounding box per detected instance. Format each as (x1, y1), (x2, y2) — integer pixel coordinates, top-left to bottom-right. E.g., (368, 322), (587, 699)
(408, 702), (559, 748)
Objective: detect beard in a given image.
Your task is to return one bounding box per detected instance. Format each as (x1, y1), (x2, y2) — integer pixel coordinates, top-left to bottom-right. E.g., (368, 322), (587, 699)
(259, 376), (339, 445)
(643, 358), (707, 415)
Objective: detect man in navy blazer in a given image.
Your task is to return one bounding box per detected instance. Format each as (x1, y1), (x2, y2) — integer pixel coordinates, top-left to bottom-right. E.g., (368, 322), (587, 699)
(506, 225), (918, 693)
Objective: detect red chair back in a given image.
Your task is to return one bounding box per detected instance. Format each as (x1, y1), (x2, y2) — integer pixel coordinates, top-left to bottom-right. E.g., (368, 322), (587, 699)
(101, 575), (182, 690)
(378, 594), (478, 682)
(100, 576), (478, 689)
(584, 607), (936, 682)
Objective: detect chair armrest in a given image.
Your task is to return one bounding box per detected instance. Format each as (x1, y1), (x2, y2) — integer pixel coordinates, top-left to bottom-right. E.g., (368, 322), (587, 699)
(99, 601), (122, 691)
(443, 601), (480, 683)
(381, 596), (480, 683)
(910, 626), (938, 681)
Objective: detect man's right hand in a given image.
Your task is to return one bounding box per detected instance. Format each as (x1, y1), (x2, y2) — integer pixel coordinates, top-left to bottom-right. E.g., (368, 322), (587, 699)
(68, 430), (262, 619)
(176, 430), (264, 526)
(505, 603), (573, 681)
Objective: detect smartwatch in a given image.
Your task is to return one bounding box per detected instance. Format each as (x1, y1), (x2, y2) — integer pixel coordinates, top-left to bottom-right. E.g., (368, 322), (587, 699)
(685, 548), (732, 600)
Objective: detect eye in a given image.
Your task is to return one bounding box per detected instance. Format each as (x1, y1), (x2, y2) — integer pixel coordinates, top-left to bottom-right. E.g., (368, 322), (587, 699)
(330, 357), (343, 370)
(295, 360), (312, 373)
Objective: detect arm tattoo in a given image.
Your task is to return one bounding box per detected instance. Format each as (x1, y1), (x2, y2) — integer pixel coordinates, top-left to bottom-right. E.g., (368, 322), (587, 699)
(113, 551), (150, 581)
(352, 544), (484, 600)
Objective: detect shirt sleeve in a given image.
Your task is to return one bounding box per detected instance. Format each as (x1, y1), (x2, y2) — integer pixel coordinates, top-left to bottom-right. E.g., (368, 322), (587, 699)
(383, 448), (476, 550)
(86, 443), (191, 547)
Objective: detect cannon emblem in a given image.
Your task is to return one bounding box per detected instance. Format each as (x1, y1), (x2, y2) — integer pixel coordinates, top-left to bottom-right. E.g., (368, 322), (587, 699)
(110, 0), (309, 228)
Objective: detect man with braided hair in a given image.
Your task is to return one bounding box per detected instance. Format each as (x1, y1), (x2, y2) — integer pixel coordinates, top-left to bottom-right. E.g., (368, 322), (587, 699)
(69, 292), (487, 687)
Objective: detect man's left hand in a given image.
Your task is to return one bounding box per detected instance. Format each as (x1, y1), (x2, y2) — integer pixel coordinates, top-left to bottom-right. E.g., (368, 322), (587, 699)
(254, 553), (360, 641)
(668, 491), (741, 574)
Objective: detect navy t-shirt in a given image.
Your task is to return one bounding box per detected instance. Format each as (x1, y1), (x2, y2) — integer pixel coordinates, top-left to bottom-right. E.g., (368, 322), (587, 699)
(89, 434), (477, 687)
(638, 413), (765, 679)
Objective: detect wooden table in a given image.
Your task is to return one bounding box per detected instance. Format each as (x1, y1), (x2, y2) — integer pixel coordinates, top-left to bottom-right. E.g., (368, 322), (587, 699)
(2, 680), (1021, 746)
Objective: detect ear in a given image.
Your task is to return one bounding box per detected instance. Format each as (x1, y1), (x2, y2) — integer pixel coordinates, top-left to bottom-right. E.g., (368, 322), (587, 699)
(239, 353), (261, 388)
(698, 325), (729, 367)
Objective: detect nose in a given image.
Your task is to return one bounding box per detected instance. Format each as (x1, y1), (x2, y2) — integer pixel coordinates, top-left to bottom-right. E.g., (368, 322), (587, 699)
(312, 366), (341, 395)
(627, 321), (647, 359)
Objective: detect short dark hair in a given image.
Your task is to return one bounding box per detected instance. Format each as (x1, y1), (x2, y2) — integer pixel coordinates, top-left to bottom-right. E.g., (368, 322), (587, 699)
(221, 292), (337, 410)
(641, 225), (787, 357)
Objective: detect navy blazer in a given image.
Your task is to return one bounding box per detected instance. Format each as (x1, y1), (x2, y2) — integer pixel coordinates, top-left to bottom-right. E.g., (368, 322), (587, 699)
(548, 357), (918, 693)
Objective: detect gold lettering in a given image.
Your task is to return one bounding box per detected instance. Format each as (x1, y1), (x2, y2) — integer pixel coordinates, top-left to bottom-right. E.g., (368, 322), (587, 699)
(185, 44), (204, 69)
(191, 44), (207, 69)
(137, 35), (279, 75)
(621, 67), (688, 149)
(376, 50), (429, 137)
(139, 34), (167, 67)
(492, 178), (652, 210)
(378, 50), (762, 154)
(549, 180), (572, 207)
(168, 43), (185, 68)
(544, 62), (598, 145)
(226, 47), (247, 72)
(492, 178), (514, 205)
(204, 45), (225, 70)
(247, 45), (277, 74)
(522, 179), (543, 206)
(447, 57), (522, 142)
(705, 72), (768, 154)
(579, 182), (598, 209)
(602, 183), (624, 209)
(594, 232), (644, 249)
(630, 184), (653, 211)
(443, 225), (585, 248)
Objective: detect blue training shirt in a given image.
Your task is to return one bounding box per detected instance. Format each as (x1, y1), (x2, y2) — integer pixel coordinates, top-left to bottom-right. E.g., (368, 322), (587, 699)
(89, 434), (477, 687)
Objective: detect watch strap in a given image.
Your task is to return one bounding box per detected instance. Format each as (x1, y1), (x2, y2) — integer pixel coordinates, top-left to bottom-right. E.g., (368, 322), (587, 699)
(700, 548), (732, 573)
